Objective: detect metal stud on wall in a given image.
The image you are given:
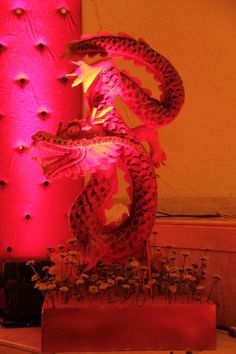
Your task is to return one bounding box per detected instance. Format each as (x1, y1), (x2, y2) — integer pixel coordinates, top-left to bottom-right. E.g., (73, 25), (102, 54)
(0, 1), (82, 259)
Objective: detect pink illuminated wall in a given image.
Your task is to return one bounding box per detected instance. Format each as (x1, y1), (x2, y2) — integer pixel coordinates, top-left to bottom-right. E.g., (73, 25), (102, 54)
(0, 1), (82, 259)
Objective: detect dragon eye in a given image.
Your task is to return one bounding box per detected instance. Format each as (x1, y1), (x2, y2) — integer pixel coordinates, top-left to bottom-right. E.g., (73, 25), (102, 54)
(67, 126), (81, 136)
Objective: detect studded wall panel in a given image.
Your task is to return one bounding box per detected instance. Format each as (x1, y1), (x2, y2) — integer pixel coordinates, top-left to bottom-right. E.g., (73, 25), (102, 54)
(0, 1), (82, 259)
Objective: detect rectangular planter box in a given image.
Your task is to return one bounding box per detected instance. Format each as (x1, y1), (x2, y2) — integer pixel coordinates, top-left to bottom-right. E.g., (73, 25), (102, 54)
(41, 300), (216, 353)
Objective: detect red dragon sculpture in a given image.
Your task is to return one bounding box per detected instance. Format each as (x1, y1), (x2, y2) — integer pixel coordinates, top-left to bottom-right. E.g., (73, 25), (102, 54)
(31, 33), (184, 269)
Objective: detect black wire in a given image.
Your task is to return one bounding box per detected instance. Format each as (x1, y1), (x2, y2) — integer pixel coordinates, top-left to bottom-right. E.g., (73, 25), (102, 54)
(155, 211), (224, 218)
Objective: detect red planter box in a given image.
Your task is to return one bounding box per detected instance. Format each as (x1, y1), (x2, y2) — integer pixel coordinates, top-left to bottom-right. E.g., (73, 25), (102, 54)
(41, 300), (216, 353)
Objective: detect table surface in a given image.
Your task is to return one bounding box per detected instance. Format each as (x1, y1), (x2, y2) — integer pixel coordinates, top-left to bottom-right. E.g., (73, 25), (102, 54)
(0, 327), (235, 354)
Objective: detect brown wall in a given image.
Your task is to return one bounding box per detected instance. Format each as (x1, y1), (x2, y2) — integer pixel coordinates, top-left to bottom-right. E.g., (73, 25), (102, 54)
(82, 0), (236, 216)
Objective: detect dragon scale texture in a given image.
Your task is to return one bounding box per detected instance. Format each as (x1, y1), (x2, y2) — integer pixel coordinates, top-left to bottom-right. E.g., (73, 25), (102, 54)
(32, 33), (184, 268)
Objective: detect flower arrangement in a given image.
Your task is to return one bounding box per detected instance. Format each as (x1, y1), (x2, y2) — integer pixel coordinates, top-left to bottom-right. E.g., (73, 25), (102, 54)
(26, 240), (221, 308)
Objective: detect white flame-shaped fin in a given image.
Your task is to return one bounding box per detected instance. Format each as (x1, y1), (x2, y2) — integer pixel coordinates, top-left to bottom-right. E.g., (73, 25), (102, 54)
(67, 61), (103, 93)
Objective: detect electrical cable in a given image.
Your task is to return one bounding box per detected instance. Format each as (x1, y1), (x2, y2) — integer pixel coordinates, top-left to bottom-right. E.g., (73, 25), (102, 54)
(156, 212), (224, 219)
(160, 162), (236, 219)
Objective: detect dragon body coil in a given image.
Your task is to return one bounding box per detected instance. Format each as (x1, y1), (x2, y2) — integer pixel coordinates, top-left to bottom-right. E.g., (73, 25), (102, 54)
(32, 33), (184, 268)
